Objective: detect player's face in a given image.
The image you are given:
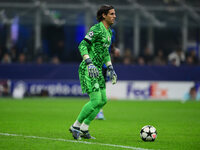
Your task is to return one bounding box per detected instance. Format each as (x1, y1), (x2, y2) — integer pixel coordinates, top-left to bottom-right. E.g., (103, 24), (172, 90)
(104, 9), (116, 25)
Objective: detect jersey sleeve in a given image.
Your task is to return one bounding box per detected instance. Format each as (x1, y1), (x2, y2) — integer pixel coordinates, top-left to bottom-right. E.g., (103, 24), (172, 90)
(78, 26), (100, 57)
(104, 51), (111, 64)
(103, 29), (112, 64)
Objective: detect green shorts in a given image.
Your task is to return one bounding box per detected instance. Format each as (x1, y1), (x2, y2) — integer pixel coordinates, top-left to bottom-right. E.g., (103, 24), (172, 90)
(79, 62), (105, 94)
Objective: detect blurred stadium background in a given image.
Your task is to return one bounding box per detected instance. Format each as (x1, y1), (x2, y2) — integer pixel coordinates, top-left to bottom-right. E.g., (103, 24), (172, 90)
(0, 0), (200, 100)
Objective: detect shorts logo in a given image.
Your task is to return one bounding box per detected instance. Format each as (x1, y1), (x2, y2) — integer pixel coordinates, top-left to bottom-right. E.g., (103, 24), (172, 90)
(94, 83), (99, 89)
(89, 31), (94, 37)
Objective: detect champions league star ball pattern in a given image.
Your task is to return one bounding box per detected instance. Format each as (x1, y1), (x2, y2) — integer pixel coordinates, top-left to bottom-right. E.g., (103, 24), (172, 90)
(140, 125), (157, 141)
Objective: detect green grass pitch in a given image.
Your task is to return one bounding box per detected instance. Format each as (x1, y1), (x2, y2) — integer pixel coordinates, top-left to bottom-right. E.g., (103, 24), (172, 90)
(0, 97), (200, 150)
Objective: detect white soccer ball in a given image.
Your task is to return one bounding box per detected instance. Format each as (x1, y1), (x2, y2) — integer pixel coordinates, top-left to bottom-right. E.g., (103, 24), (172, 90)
(140, 125), (157, 141)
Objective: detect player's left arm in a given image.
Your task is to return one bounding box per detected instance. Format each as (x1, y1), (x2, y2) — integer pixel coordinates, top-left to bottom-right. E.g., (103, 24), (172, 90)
(104, 54), (117, 84)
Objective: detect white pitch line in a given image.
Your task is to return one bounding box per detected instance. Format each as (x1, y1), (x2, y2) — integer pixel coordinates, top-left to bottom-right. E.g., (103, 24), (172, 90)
(0, 132), (153, 150)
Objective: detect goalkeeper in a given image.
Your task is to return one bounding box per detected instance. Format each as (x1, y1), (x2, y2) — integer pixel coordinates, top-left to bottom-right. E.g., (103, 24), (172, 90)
(69, 5), (117, 140)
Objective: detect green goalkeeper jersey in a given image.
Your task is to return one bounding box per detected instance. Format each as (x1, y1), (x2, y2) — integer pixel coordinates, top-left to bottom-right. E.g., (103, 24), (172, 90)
(78, 22), (112, 94)
(79, 22), (112, 68)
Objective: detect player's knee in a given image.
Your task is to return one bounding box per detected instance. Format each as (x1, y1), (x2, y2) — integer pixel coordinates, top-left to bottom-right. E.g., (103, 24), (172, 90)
(89, 91), (102, 108)
(100, 97), (107, 107)
(91, 99), (101, 108)
(100, 101), (106, 108)
(90, 93), (102, 108)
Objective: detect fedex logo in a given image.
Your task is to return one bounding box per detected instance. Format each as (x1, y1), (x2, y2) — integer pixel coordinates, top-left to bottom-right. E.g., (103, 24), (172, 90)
(127, 82), (149, 99)
(126, 82), (168, 99)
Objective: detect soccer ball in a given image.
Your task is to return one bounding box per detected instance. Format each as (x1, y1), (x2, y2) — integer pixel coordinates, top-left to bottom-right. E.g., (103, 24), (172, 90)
(140, 125), (157, 141)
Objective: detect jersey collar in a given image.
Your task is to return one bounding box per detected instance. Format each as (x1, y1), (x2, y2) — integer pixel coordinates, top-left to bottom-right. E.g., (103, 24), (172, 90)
(100, 21), (109, 31)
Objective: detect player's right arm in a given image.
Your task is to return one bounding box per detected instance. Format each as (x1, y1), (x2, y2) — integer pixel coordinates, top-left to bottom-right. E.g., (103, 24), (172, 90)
(78, 26), (100, 57)
(78, 26), (100, 78)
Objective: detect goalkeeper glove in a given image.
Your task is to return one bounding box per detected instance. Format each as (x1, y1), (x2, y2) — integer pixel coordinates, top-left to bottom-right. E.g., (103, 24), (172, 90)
(85, 58), (99, 78)
(107, 65), (117, 84)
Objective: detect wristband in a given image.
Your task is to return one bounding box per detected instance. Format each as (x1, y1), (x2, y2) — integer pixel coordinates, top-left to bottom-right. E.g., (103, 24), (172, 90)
(85, 58), (92, 65)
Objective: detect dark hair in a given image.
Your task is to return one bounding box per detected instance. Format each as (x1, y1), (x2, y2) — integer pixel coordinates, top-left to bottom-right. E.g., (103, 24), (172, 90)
(96, 5), (114, 22)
